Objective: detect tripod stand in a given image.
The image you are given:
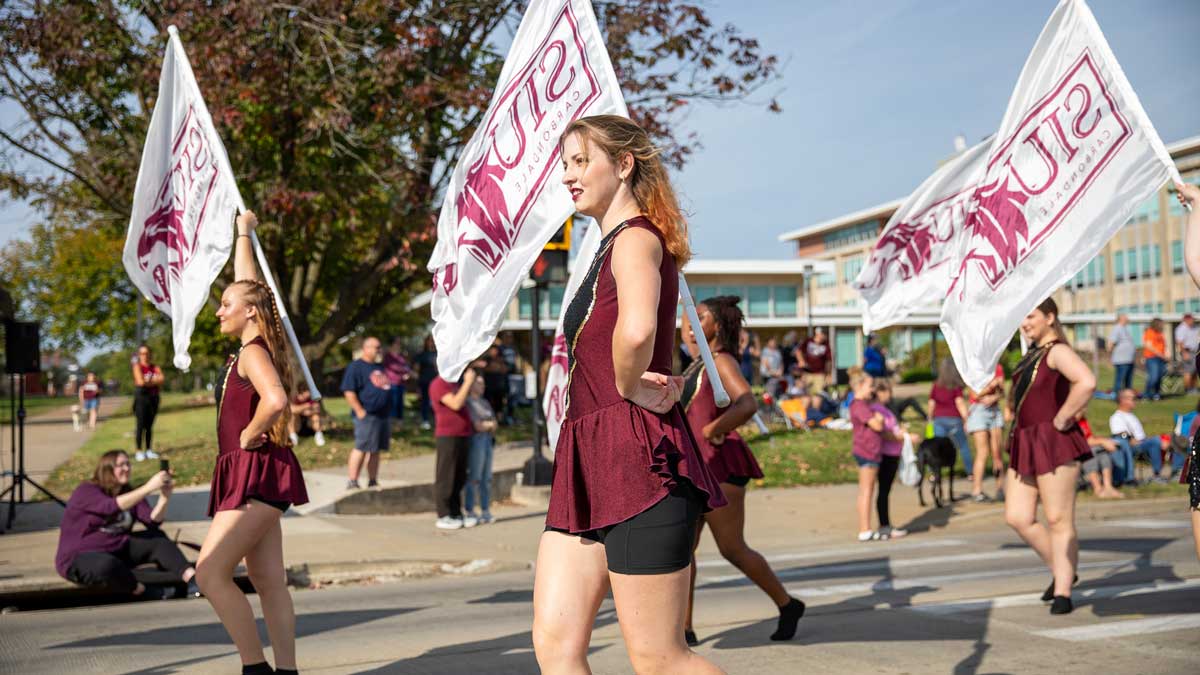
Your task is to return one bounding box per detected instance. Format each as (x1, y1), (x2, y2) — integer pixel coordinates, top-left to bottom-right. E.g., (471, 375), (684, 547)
(1, 373), (65, 532)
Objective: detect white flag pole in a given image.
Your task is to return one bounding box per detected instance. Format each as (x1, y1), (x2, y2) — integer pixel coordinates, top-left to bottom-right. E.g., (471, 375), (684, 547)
(247, 229), (322, 401)
(678, 272), (730, 407)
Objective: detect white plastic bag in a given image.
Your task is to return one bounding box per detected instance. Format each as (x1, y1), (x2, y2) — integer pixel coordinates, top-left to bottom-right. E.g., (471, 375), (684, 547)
(899, 433), (920, 487)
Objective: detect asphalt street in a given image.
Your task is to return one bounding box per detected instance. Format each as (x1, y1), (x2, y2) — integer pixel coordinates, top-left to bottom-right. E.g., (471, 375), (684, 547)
(2, 511), (1197, 674)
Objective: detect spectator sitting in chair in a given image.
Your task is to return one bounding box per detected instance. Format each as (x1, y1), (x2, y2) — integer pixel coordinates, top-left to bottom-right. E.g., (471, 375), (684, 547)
(288, 387), (327, 447)
(1176, 313), (1200, 394)
(55, 450), (198, 599)
(1077, 414), (1123, 499)
(1108, 388), (1183, 484)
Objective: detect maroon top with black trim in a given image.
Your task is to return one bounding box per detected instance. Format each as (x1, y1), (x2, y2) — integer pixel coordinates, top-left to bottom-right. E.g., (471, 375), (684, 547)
(208, 336), (309, 516)
(681, 356), (763, 485)
(545, 217), (725, 533)
(1008, 345), (1090, 478)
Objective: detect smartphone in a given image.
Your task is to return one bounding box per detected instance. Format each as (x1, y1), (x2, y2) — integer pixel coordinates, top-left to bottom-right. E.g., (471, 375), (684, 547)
(160, 458), (170, 473)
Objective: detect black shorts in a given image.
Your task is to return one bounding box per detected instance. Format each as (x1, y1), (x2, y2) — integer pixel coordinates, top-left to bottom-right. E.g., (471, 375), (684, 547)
(250, 496), (290, 513)
(545, 484), (703, 575)
(725, 475), (752, 487)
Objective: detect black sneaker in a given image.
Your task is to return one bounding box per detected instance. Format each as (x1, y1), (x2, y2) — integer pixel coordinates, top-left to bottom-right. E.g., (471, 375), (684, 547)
(1050, 595), (1073, 614)
(367, 479), (380, 488)
(1041, 574), (1078, 602)
(684, 629), (699, 647)
(186, 579), (203, 598)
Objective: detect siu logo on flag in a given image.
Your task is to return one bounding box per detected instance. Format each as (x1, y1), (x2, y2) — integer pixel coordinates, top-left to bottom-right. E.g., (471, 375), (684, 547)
(449, 3), (602, 286)
(860, 188), (974, 290)
(959, 49), (1131, 291)
(136, 104), (222, 303)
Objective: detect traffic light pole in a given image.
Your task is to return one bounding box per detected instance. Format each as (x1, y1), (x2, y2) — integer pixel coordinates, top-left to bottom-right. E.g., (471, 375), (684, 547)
(524, 281), (553, 485)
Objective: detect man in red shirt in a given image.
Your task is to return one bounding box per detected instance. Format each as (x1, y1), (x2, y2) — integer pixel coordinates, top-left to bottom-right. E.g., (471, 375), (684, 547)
(429, 363), (482, 530)
(797, 328), (832, 393)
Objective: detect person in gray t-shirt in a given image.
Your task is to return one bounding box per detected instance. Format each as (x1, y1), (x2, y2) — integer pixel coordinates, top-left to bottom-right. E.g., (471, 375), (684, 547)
(1108, 314), (1135, 392)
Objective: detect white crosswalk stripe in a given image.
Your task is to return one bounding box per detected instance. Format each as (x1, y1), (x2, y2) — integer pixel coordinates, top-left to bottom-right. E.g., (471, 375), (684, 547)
(695, 538), (968, 569)
(910, 578), (1200, 616)
(1032, 613), (1200, 641)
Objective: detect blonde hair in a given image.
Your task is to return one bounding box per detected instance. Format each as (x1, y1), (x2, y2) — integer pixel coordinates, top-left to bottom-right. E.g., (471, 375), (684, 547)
(560, 115), (691, 265)
(230, 279), (294, 446)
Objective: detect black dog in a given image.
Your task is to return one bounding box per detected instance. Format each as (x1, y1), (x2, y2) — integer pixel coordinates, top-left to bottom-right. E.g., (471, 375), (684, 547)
(916, 437), (957, 508)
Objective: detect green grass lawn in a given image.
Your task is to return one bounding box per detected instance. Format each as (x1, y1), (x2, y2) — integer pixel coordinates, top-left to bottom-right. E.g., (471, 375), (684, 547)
(43, 360), (1197, 498)
(743, 380), (1195, 496)
(44, 392), (537, 497)
(0, 394), (78, 424)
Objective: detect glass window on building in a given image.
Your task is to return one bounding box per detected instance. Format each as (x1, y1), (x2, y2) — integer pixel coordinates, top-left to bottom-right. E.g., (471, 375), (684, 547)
(1173, 240), (1184, 274)
(548, 286), (565, 318)
(1127, 247), (1139, 279)
(823, 219), (880, 250)
(841, 256), (864, 284)
(1177, 300), (1185, 314)
(518, 288), (533, 319)
(1191, 299), (1200, 313)
(816, 272), (836, 288)
(717, 286), (745, 302)
(1114, 250), (1125, 281)
(835, 330), (859, 369)
(1151, 244), (1162, 277)
(773, 286), (798, 316)
(693, 285), (717, 302)
(748, 286), (771, 318)
(1130, 195), (1160, 224)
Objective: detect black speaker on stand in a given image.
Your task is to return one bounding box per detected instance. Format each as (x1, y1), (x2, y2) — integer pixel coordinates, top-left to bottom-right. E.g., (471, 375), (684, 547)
(2, 320), (65, 533)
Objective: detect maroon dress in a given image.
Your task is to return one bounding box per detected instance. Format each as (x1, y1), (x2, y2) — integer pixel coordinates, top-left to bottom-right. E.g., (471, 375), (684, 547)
(1008, 344), (1090, 478)
(681, 356), (764, 485)
(546, 218), (725, 533)
(207, 336), (309, 516)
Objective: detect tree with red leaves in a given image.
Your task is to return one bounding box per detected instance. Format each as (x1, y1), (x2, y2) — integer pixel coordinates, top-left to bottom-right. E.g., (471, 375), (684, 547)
(0, 1), (780, 370)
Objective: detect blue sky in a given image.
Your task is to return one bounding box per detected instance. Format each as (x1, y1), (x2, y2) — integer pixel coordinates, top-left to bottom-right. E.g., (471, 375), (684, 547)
(2, 0), (1198, 259)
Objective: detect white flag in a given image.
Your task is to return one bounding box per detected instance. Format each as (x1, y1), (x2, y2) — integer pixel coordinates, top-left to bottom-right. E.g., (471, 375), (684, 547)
(427, 0), (628, 381)
(940, 0), (1181, 391)
(123, 26), (243, 370)
(543, 221), (602, 453)
(855, 138), (989, 334)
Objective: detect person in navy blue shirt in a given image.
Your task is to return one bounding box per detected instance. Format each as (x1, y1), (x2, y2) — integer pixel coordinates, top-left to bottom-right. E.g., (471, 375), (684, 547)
(341, 336), (391, 489)
(863, 334), (889, 378)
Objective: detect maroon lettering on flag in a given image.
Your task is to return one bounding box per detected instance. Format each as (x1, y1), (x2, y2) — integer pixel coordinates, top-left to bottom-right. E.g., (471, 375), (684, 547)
(955, 49), (1130, 294)
(135, 104), (222, 303)
(859, 188), (974, 291)
(546, 333), (570, 422)
(450, 2), (601, 280)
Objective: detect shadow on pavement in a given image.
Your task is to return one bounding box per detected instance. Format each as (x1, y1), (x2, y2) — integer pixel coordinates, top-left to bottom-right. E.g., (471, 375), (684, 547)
(48, 607), (420, 649)
(468, 588), (533, 605)
(355, 609), (618, 674)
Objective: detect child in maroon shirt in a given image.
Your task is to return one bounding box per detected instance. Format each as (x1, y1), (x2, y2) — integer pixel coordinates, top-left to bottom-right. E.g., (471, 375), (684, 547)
(849, 372), (887, 541)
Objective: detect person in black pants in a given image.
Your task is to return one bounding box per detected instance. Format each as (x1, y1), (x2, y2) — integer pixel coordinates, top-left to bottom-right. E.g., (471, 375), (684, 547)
(871, 380), (916, 539)
(429, 366), (481, 529)
(55, 450), (198, 598)
(131, 345), (163, 462)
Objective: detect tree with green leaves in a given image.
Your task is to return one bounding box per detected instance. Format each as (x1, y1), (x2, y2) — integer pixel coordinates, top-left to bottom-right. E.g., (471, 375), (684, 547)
(0, 0), (780, 374)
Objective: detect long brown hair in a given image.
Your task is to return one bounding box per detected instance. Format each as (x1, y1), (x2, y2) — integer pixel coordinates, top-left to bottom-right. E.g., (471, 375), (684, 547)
(1009, 297), (1068, 409)
(230, 279), (294, 446)
(91, 450), (128, 497)
(700, 295), (744, 355)
(935, 358), (964, 390)
(560, 115), (691, 265)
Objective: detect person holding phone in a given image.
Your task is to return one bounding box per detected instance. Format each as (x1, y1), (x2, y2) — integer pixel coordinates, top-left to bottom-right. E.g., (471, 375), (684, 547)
(55, 450), (197, 598)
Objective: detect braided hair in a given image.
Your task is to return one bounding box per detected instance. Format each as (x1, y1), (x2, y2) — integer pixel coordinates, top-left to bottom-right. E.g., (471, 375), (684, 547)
(699, 295), (744, 355)
(230, 279), (295, 446)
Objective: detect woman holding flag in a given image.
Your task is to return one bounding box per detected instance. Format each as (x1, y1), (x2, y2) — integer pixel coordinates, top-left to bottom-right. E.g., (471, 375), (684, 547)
(195, 211), (308, 675)
(1004, 298), (1094, 615)
(680, 295), (804, 645)
(534, 116), (726, 674)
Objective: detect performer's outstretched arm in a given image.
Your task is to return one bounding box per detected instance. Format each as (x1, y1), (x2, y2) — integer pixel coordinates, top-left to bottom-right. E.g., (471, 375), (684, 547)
(1179, 183), (1200, 290)
(234, 211), (259, 282)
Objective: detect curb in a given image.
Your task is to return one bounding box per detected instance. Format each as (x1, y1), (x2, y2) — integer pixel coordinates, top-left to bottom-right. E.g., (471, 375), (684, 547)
(286, 558), (530, 588)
